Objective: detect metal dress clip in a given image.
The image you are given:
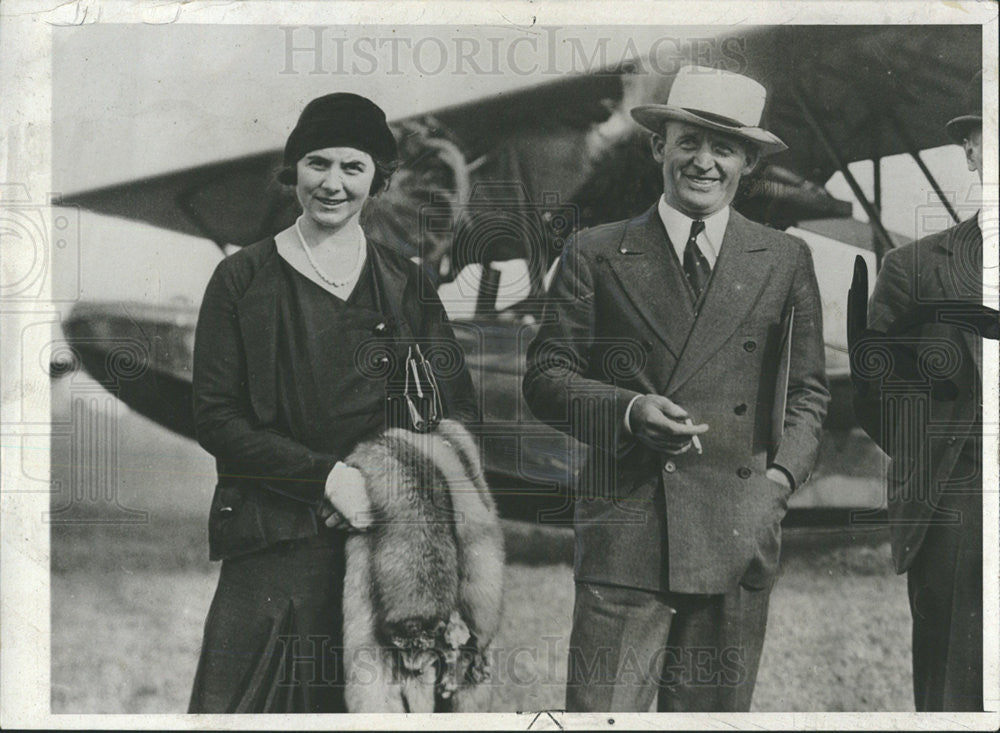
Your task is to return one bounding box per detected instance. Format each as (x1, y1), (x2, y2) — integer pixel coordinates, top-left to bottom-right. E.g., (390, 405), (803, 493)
(403, 344), (443, 433)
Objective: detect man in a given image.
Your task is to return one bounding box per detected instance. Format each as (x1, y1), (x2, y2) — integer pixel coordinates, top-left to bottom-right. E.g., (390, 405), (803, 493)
(523, 66), (829, 712)
(852, 70), (984, 711)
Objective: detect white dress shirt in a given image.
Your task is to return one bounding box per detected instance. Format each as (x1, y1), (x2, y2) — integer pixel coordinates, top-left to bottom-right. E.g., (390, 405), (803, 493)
(657, 194), (730, 269)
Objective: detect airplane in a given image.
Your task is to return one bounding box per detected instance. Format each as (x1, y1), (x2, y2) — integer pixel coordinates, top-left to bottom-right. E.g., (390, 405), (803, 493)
(54, 24), (983, 524)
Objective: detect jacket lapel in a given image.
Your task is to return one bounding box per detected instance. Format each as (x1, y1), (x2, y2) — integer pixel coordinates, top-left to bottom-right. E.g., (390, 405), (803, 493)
(236, 241), (280, 424)
(935, 216), (983, 376)
(666, 210), (773, 395)
(605, 206), (696, 358)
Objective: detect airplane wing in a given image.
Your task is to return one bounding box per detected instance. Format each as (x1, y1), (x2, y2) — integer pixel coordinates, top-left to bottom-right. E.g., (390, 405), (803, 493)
(746, 24), (980, 183)
(59, 25), (979, 251)
(58, 72), (622, 250)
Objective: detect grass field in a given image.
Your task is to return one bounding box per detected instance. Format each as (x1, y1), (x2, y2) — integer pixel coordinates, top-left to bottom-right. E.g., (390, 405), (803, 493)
(51, 518), (913, 713)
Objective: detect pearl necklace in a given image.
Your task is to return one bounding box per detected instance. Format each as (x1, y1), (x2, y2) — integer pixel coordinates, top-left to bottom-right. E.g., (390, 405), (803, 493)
(294, 217), (366, 288)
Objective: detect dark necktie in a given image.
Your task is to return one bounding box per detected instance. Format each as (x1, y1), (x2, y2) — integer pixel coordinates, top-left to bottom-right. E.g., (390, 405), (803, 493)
(682, 219), (711, 302)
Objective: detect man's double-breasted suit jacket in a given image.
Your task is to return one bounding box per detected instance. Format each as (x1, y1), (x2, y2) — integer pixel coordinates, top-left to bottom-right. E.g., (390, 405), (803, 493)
(524, 205), (830, 594)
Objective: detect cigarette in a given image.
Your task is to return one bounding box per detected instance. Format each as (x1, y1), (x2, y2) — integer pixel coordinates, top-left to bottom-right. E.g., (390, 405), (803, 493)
(686, 418), (703, 454)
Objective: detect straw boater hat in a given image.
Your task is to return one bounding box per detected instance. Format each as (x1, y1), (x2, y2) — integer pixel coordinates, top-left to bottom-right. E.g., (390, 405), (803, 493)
(630, 65), (787, 156)
(945, 70), (983, 144)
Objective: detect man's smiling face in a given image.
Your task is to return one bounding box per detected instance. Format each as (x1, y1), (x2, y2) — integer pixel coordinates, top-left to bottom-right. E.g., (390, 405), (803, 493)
(653, 121), (758, 218)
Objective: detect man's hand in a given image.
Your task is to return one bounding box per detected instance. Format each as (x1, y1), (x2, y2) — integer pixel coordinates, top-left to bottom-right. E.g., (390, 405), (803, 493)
(629, 394), (709, 454)
(322, 463), (373, 531)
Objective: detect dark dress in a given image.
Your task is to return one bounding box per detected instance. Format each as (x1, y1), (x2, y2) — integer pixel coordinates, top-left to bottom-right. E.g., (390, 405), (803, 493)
(189, 253), (387, 713)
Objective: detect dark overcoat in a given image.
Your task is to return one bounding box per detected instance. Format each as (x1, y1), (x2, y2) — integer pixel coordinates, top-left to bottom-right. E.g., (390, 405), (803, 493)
(523, 206), (829, 594)
(853, 215), (983, 573)
(851, 214), (984, 711)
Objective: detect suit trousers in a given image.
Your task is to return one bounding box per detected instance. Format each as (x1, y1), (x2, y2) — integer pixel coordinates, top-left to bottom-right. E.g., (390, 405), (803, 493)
(565, 580), (772, 712)
(907, 451), (983, 712)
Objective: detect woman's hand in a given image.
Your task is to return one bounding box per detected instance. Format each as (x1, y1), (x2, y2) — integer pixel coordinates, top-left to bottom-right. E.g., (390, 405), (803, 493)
(316, 501), (351, 530)
(323, 462), (373, 531)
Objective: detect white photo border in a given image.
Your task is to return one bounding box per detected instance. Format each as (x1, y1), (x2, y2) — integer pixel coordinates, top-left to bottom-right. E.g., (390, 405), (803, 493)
(1, 0), (997, 729)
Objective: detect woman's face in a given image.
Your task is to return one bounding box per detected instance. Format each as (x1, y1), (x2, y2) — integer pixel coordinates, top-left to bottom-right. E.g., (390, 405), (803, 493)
(295, 147), (376, 232)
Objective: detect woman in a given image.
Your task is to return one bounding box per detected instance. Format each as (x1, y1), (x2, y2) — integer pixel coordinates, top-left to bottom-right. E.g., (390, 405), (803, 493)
(188, 93), (478, 713)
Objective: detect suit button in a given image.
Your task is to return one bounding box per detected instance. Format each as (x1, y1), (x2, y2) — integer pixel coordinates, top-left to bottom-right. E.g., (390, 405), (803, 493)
(743, 340), (757, 353)
(734, 403), (748, 415)
(595, 254), (606, 263)
(219, 506), (234, 514)
(737, 467), (752, 479)
(642, 339), (653, 352)
(664, 461), (676, 473)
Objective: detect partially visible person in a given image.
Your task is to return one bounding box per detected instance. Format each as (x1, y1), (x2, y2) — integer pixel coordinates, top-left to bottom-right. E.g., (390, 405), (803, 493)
(188, 93), (477, 713)
(853, 70), (984, 712)
(524, 66), (829, 712)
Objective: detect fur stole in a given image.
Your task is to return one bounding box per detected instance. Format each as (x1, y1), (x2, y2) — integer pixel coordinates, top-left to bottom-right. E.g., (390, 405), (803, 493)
(342, 419), (504, 712)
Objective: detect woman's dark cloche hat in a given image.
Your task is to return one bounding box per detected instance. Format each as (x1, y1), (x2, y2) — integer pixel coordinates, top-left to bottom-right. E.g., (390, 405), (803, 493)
(280, 93), (398, 182)
(945, 70), (982, 144)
